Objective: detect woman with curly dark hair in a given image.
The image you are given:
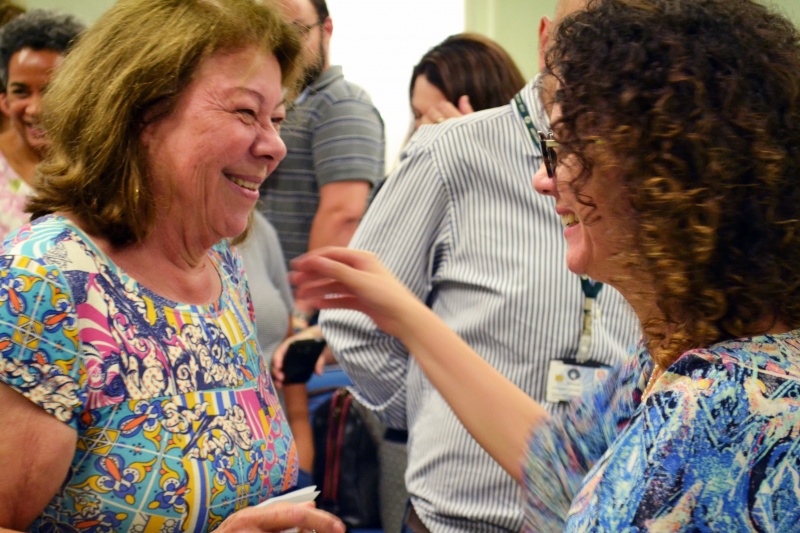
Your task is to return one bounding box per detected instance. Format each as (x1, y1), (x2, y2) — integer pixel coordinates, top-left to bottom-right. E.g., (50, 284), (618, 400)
(290, 0), (800, 530)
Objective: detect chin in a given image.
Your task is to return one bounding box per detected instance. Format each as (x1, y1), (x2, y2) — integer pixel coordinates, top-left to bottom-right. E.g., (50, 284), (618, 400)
(565, 252), (590, 277)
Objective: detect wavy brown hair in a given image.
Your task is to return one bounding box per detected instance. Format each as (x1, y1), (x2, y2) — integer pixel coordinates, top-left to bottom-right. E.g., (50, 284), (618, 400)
(410, 32), (526, 114)
(547, 0), (800, 367)
(28, 0), (303, 247)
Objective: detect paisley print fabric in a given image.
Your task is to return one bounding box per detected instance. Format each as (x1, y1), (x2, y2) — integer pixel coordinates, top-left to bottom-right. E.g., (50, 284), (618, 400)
(522, 333), (800, 532)
(0, 215), (298, 532)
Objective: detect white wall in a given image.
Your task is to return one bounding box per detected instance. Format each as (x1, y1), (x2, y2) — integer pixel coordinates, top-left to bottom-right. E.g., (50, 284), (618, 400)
(327, 0), (464, 172)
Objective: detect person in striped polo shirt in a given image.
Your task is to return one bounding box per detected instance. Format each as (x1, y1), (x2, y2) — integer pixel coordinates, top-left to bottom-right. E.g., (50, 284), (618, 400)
(259, 0), (385, 327)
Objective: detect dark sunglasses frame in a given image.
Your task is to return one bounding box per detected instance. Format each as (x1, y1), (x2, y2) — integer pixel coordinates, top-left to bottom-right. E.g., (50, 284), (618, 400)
(537, 131), (559, 178)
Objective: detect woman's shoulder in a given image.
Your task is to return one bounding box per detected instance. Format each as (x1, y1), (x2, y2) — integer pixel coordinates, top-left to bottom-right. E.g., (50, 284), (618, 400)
(652, 331), (800, 426)
(674, 330), (800, 384)
(2, 215), (88, 265)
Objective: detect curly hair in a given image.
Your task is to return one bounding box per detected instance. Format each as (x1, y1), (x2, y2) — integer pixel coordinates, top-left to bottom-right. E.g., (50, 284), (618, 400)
(0, 9), (84, 88)
(411, 32), (526, 114)
(27, 0), (303, 247)
(547, 0), (800, 367)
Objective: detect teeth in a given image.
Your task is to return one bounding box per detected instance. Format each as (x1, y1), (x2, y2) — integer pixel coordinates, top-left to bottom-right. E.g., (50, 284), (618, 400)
(561, 213), (579, 228)
(228, 175), (258, 191)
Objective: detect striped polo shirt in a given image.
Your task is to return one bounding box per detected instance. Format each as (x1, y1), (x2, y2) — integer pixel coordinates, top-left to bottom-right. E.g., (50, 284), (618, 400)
(259, 65), (385, 266)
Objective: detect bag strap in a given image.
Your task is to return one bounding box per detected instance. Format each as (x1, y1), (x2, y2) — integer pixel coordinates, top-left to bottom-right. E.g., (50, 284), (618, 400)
(322, 389), (352, 500)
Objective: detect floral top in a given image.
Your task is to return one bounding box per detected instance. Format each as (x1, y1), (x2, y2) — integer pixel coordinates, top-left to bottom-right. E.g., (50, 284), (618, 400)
(0, 215), (298, 532)
(0, 149), (31, 240)
(522, 331), (800, 532)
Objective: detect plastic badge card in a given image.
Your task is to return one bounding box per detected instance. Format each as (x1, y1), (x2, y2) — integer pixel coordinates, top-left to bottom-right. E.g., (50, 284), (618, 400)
(255, 485), (321, 533)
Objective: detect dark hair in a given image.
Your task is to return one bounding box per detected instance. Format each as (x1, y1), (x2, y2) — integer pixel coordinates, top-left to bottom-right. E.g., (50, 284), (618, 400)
(548, 0), (800, 366)
(0, 9), (84, 88)
(309, 0), (329, 21)
(28, 0), (303, 247)
(0, 1), (24, 29)
(410, 32), (526, 113)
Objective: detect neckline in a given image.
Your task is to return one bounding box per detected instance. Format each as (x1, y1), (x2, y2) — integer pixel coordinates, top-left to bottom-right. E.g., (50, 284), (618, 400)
(50, 214), (228, 313)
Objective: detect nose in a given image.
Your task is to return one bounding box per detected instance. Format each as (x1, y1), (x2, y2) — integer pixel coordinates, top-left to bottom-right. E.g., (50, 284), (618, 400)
(253, 124), (287, 164)
(25, 92), (41, 118)
(533, 162), (556, 197)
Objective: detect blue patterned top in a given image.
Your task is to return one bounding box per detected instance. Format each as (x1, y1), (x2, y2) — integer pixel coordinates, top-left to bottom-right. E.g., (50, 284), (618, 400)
(522, 331), (800, 532)
(0, 215), (297, 532)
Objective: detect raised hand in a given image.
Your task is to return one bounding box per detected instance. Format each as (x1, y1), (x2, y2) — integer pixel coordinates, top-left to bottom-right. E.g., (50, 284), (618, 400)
(289, 247), (425, 340)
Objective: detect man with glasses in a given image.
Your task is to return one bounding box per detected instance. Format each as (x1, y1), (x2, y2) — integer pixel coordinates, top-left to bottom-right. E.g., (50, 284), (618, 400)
(260, 0), (385, 325)
(319, 0), (640, 532)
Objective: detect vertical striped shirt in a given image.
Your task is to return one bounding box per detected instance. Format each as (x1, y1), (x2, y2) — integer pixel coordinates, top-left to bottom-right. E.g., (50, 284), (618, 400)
(319, 77), (641, 533)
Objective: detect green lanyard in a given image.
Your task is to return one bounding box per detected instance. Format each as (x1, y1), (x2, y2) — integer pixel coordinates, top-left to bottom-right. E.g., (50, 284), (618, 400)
(516, 92), (604, 360)
(514, 93), (542, 153)
(578, 276), (604, 361)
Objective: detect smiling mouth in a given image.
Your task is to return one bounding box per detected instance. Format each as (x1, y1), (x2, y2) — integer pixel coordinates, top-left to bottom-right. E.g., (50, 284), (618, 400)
(25, 122), (45, 137)
(226, 175), (259, 191)
(561, 213), (579, 228)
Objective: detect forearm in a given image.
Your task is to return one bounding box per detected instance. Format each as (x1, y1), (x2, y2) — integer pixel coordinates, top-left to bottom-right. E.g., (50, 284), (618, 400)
(283, 384), (314, 472)
(395, 302), (550, 482)
(307, 209), (362, 251)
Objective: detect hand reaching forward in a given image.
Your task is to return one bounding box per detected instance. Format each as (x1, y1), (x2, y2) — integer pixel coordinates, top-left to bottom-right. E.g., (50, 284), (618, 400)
(289, 247), (425, 340)
(215, 501), (345, 533)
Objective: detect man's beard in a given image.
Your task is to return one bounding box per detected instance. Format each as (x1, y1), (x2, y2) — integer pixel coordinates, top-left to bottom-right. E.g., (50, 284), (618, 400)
(300, 41), (325, 90)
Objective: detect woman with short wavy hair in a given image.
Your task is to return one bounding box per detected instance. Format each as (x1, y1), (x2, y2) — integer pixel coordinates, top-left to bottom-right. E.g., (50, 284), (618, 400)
(289, 0), (800, 530)
(0, 0), (345, 531)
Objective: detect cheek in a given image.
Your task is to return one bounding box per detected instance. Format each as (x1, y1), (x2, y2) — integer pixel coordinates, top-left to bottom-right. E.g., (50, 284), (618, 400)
(7, 100), (26, 119)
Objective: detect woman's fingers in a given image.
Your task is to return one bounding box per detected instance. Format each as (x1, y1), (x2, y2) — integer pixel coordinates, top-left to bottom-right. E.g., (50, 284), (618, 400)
(218, 502), (345, 533)
(457, 94), (474, 115)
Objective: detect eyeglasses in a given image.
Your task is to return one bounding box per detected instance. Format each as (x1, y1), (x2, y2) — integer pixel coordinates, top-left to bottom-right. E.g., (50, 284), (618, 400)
(293, 20), (323, 37)
(538, 131), (559, 178)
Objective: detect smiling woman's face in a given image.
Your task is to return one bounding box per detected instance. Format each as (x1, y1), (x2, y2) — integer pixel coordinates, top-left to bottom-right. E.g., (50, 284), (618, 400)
(533, 104), (631, 283)
(141, 46), (287, 245)
(2, 47), (63, 157)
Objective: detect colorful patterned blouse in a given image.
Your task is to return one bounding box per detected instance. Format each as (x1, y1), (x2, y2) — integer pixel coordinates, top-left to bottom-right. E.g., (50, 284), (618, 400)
(0, 215), (298, 532)
(0, 149), (31, 241)
(522, 331), (800, 532)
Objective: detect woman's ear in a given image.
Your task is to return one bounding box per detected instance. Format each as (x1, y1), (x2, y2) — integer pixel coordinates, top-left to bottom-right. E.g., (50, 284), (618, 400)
(139, 99), (170, 148)
(538, 16), (553, 73)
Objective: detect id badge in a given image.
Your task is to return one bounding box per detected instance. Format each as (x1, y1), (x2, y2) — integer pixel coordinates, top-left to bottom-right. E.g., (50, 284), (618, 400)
(545, 359), (611, 403)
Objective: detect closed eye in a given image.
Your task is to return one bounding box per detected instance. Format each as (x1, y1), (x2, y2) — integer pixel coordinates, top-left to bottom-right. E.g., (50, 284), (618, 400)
(237, 108), (257, 124)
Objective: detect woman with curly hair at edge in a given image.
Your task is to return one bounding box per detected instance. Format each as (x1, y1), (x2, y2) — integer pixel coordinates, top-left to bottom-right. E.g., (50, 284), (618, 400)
(290, 0), (800, 530)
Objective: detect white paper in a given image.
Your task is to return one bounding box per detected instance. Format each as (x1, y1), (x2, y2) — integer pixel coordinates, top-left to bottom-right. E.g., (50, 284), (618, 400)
(254, 485), (321, 532)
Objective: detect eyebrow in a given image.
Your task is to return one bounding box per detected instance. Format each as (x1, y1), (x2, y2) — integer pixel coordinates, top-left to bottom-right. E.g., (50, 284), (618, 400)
(221, 86), (265, 104)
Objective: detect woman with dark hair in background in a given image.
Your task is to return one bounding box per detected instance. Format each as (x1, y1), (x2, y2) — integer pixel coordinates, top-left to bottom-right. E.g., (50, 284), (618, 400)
(0, 9), (83, 240)
(409, 32), (526, 130)
(0, 0), (345, 531)
(291, 0), (800, 530)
